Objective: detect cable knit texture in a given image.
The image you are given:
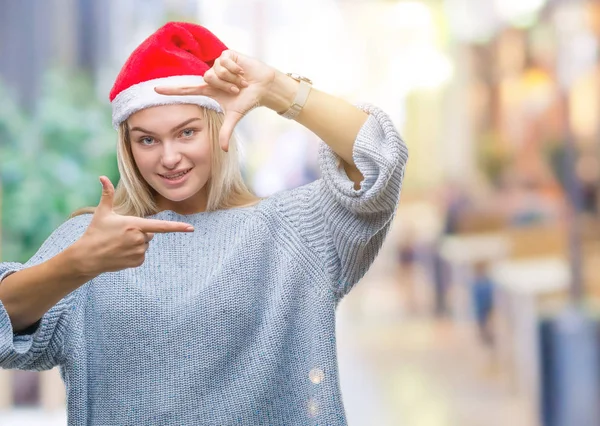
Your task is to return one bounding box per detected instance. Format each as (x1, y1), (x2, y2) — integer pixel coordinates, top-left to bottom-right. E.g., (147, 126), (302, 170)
(0, 104), (408, 425)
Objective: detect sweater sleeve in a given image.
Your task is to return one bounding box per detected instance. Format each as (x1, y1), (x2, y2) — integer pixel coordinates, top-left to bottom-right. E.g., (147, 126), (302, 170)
(276, 103), (408, 299)
(0, 214), (91, 371)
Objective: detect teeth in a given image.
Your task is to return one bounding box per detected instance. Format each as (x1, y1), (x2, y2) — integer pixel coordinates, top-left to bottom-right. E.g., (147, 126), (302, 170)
(162, 169), (190, 180)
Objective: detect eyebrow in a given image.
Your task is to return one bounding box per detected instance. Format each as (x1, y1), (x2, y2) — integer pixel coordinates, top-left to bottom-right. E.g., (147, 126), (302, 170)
(129, 117), (202, 135)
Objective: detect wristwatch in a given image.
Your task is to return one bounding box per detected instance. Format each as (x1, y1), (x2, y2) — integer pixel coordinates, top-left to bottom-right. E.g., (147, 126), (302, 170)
(278, 73), (313, 120)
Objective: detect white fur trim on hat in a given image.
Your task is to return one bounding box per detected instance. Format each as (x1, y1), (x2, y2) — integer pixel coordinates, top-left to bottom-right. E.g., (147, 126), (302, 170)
(111, 75), (223, 129)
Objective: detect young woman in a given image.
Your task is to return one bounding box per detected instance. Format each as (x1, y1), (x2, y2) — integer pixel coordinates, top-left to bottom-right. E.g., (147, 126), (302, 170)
(0, 22), (408, 425)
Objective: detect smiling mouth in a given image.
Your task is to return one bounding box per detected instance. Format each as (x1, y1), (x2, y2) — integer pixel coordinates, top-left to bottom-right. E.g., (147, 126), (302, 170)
(158, 168), (193, 180)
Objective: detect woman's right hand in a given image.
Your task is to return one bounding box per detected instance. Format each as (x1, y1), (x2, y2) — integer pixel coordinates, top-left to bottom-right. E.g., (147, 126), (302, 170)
(73, 176), (195, 276)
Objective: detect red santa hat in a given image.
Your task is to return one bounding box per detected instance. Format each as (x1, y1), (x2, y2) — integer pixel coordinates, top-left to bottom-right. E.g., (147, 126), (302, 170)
(110, 22), (226, 129)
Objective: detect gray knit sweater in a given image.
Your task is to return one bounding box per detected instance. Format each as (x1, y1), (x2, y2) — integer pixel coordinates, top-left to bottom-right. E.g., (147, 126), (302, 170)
(0, 104), (408, 425)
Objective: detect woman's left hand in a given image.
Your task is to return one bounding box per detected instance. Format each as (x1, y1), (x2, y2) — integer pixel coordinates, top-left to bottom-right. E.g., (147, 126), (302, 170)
(154, 50), (276, 152)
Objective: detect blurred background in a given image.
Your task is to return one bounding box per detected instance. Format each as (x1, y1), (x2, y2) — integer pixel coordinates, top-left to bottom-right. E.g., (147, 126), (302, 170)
(1, 0), (600, 425)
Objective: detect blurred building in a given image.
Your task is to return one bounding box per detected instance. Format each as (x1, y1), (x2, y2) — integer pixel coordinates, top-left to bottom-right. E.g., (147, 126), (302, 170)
(0, 0), (106, 109)
(0, 0), (201, 110)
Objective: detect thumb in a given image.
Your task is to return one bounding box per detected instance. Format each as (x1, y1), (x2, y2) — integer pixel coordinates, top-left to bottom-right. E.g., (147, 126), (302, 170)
(219, 113), (241, 152)
(97, 176), (115, 214)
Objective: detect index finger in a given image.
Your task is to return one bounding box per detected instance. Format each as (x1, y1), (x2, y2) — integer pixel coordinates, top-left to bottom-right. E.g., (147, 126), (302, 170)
(154, 84), (213, 97)
(130, 217), (195, 233)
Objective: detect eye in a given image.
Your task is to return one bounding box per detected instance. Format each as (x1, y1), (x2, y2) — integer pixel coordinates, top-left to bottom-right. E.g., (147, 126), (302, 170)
(139, 137), (155, 146)
(180, 128), (195, 138)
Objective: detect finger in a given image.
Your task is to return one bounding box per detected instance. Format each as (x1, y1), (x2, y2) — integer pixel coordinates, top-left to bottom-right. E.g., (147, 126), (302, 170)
(219, 113), (242, 152)
(214, 62), (248, 88)
(97, 176), (115, 214)
(144, 232), (155, 243)
(217, 57), (247, 84)
(154, 83), (215, 97)
(130, 218), (195, 234)
(218, 55), (244, 75)
(205, 70), (242, 94)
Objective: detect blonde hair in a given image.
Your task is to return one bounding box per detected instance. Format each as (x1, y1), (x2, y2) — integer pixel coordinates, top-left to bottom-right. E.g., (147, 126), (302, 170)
(71, 107), (259, 218)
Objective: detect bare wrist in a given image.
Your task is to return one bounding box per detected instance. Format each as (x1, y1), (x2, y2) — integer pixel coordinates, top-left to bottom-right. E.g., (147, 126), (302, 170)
(62, 240), (100, 280)
(261, 71), (299, 113)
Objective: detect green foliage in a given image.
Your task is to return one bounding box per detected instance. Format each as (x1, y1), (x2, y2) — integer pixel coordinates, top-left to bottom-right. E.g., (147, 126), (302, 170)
(0, 70), (119, 262)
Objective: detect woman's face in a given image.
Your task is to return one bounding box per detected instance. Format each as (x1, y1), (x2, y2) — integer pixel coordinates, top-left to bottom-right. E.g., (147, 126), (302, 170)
(128, 104), (212, 214)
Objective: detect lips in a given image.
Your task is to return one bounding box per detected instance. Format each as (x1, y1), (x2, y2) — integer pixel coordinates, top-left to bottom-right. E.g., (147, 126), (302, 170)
(157, 168), (194, 186)
(158, 168), (192, 179)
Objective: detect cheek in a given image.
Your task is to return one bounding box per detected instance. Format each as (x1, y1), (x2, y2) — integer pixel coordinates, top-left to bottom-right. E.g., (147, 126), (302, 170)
(192, 138), (212, 167)
(131, 149), (154, 176)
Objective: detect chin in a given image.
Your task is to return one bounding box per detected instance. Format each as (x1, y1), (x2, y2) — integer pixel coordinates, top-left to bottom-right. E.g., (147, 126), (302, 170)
(157, 189), (195, 202)
(154, 182), (208, 203)
(163, 194), (194, 203)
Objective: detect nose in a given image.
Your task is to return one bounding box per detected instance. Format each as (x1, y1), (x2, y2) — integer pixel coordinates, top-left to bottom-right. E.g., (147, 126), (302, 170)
(160, 141), (182, 169)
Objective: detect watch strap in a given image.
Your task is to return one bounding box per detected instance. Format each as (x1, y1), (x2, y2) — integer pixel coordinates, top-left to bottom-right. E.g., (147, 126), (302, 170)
(278, 78), (312, 120)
